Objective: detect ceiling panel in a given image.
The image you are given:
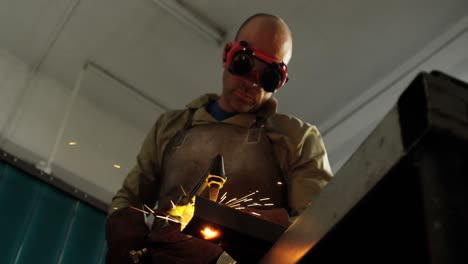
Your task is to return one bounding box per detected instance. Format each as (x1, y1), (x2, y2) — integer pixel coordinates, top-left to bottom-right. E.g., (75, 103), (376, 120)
(0, 0), (73, 66)
(182, 0), (468, 125)
(1, 0), (468, 202)
(37, 0), (222, 111)
(2, 0), (468, 127)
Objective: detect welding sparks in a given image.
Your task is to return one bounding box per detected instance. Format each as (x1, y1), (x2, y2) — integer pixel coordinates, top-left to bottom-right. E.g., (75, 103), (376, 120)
(219, 192), (227, 203)
(155, 215), (182, 224)
(179, 185), (187, 196)
(229, 198), (253, 207)
(251, 212), (261, 216)
(225, 198), (237, 204)
(230, 190), (259, 203)
(170, 200), (177, 209)
(225, 191), (259, 206)
(221, 191), (272, 209)
(144, 204), (155, 214)
(130, 206), (149, 215)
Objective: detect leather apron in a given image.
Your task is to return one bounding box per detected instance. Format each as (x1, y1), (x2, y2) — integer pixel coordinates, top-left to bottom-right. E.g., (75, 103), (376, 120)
(157, 112), (287, 211)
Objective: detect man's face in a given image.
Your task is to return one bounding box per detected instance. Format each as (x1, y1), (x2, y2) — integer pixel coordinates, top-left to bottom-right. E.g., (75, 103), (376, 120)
(219, 18), (292, 113)
(221, 57), (274, 113)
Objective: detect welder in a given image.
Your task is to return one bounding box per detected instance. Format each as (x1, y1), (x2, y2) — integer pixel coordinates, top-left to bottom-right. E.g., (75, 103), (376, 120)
(106, 12), (333, 264)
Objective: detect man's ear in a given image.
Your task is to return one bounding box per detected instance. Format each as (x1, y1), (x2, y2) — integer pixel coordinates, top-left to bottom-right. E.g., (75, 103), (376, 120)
(222, 42), (232, 66)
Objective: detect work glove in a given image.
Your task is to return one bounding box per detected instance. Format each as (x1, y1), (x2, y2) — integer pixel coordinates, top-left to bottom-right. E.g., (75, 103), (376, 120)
(106, 207), (149, 264)
(106, 206), (225, 264)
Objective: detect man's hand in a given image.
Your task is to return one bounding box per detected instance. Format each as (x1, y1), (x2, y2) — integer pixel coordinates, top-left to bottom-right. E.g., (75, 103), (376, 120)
(106, 207), (149, 264)
(106, 207), (224, 263)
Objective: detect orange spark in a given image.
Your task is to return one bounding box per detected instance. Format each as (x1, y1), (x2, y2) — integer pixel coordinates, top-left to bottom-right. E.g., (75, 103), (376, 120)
(144, 204), (155, 214)
(130, 206), (149, 214)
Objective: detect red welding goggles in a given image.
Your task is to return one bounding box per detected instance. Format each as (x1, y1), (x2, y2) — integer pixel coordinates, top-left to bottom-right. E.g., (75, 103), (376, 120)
(224, 40), (288, 93)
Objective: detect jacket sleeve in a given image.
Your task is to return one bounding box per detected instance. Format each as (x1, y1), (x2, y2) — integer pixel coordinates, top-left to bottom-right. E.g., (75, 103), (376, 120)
(286, 125), (333, 216)
(109, 119), (162, 215)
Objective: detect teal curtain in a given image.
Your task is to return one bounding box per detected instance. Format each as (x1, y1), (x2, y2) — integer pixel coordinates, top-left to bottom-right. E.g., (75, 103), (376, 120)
(0, 160), (107, 264)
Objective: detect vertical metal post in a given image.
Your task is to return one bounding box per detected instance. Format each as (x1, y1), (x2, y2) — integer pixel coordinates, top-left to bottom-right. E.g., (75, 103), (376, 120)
(0, 68), (37, 146)
(36, 63), (87, 174)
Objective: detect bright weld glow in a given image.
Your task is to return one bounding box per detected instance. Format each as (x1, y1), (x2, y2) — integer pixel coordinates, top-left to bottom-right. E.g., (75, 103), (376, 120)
(200, 226), (220, 240)
(277, 181), (283, 185)
(251, 212), (261, 216)
(113, 164), (121, 169)
(68, 141), (77, 146)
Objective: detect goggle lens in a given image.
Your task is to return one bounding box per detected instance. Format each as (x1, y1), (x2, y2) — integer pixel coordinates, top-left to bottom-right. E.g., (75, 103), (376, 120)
(230, 50), (284, 93)
(231, 53), (253, 75)
(260, 68), (282, 93)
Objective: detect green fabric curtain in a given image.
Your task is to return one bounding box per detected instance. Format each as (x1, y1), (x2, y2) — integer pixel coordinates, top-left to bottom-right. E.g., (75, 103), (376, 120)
(0, 160), (107, 264)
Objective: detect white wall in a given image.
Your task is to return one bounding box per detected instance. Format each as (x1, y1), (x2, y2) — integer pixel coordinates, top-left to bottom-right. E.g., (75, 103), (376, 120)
(0, 49), (162, 203)
(323, 14), (468, 173)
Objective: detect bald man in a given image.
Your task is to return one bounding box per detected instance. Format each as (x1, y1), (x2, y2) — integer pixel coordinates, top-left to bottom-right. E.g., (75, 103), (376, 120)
(106, 13), (333, 264)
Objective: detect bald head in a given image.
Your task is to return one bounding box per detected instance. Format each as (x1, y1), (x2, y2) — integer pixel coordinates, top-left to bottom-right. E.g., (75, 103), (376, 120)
(234, 13), (293, 64)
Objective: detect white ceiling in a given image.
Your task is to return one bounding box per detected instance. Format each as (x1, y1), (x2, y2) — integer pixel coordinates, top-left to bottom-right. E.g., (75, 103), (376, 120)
(1, 0), (468, 200)
(1, 0), (467, 122)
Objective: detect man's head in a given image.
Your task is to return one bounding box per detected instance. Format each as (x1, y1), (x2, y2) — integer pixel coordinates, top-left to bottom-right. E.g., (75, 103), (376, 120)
(219, 14), (293, 113)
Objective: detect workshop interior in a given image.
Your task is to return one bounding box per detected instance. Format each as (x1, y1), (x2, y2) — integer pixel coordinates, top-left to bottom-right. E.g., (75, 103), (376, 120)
(1, 0), (468, 263)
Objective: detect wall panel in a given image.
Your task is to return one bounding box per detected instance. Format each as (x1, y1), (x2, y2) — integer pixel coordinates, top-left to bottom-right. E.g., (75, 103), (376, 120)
(0, 159), (107, 264)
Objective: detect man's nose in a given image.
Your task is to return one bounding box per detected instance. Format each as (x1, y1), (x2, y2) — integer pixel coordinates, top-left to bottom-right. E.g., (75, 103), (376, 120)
(242, 70), (260, 88)
(242, 78), (258, 88)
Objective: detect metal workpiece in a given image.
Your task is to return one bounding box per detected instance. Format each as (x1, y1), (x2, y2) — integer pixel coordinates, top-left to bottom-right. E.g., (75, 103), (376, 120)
(261, 71), (468, 264)
(183, 196), (286, 263)
(260, 105), (406, 264)
(398, 70), (468, 150)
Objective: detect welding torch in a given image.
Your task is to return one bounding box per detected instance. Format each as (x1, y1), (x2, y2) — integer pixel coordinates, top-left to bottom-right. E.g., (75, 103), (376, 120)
(176, 154), (227, 206)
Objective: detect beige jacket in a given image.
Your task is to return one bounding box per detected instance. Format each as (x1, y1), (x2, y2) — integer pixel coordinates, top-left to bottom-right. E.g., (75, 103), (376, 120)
(110, 94), (333, 216)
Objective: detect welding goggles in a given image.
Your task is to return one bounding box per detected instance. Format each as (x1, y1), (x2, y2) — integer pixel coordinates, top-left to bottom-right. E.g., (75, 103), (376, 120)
(223, 40), (288, 93)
